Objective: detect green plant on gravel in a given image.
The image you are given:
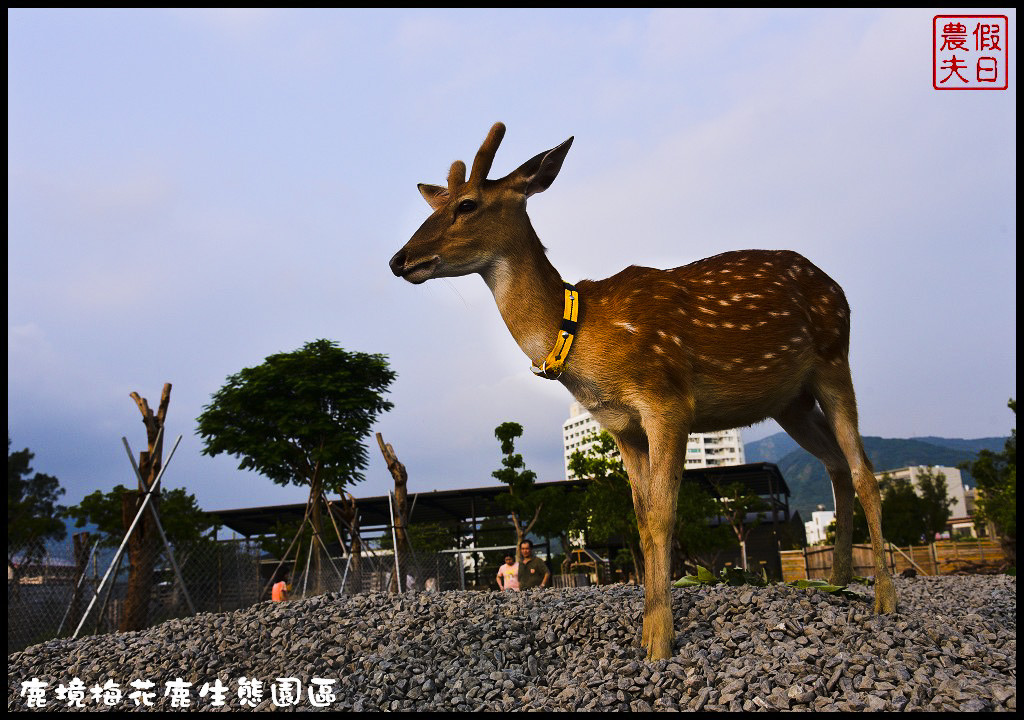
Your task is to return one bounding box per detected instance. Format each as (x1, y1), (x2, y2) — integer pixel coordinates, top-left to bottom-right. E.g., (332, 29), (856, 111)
(673, 565), (869, 602)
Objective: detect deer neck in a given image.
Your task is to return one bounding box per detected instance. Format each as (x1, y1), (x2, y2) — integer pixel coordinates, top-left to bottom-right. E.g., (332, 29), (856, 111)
(480, 235), (566, 365)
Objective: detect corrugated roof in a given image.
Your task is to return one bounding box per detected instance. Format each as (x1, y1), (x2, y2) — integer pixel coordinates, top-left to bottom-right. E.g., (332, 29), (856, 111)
(205, 462), (791, 537)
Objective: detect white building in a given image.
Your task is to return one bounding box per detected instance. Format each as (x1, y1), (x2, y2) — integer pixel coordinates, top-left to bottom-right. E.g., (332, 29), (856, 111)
(872, 465), (973, 538)
(805, 507), (836, 545)
(562, 401), (746, 480)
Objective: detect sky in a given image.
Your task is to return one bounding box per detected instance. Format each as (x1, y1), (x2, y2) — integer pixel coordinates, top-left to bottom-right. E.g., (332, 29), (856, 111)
(8, 9), (1017, 520)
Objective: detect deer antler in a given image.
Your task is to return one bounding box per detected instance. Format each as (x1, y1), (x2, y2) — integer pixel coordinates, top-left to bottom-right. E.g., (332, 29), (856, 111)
(469, 122), (506, 185)
(447, 160), (467, 194)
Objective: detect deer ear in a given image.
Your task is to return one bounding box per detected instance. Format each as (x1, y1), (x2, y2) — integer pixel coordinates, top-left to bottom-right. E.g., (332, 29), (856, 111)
(418, 183), (449, 211)
(507, 137), (574, 198)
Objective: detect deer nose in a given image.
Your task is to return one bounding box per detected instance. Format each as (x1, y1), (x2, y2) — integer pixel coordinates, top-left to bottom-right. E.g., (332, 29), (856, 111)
(389, 249), (407, 277)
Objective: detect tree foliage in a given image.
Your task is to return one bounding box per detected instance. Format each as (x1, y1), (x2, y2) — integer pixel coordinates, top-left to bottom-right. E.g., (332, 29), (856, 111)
(704, 478), (770, 570)
(492, 422), (551, 560)
(915, 467), (956, 539)
(66, 485), (213, 550)
(8, 438), (67, 576)
(567, 431), (643, 581)
(961, 399), (1016, 564)
(196, 339), (396, 492)
(675, 478), (736, 573)
(379, 521), (456, 554)
(844, 469), (957, 546)
(877, 473), (927, 546)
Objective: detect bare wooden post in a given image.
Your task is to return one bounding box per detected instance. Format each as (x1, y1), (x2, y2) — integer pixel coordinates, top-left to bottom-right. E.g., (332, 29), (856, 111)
(121, 383), (171, 632)
(377, 433), (410, 592)
(335, 493), (362, 593)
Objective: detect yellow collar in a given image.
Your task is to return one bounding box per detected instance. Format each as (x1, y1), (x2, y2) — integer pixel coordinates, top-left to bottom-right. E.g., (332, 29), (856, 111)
(531, 282), (579, 380)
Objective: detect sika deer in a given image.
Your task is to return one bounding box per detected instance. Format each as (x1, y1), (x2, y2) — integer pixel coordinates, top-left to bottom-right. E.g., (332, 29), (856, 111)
(389, 123), (897, 661)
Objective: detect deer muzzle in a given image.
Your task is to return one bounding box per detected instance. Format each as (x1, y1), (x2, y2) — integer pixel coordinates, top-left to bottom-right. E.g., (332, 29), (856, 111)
(389, 248), (440, 284)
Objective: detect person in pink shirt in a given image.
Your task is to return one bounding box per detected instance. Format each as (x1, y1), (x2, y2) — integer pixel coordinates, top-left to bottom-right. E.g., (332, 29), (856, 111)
(496, 554), (519, 591)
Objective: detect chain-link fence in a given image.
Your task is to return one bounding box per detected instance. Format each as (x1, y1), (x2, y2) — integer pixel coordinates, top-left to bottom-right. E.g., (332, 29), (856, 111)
(7, 537), (262, 654)
(285, 548), (469, 598)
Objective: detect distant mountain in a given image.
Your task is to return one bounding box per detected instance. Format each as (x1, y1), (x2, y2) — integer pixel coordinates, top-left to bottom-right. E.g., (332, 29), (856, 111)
(745, 432), (1009, 523)
(909, 437), (1008, 454)
(744, 433), (800, 464)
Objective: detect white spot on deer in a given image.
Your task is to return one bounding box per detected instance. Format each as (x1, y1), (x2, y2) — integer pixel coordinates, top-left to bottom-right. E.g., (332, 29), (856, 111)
(757, 321), (768, 327)
(769, 311), (791, 317)
(698, 306), (718, 315)
(720, 269), (732, 274)
(654, 345), (666, 355)
(672, 335), (682, 346)
(733, 276), (746, 281)
(676, 308), (687, 315)
(718, 299), (731, 306)
(702, 279), (715, 284)
(657, 330), (667, 339)
(790, 337), (804, 344)
(763, 352), (776, 359)
(722, 322), (734, 329)
(779, 345), (789, 351)
(763, 261), (774, 267)
(615, 322), (638, 334)
(758, 365), (769, 371)
(740, 324), (751, 330)
(745, 304), (759, 310)
(706, 321), (718, 328)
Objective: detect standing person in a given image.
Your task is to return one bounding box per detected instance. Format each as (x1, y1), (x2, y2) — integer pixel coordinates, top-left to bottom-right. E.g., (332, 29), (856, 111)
(496, 554), (519, 591)
(517, 540), (550, 590)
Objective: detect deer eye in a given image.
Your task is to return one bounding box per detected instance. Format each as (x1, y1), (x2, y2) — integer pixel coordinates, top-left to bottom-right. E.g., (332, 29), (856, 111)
(457, 199), (477, 214)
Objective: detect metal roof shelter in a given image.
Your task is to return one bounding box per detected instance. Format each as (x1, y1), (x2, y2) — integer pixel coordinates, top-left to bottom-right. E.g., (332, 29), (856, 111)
(205, 462), (792, 538)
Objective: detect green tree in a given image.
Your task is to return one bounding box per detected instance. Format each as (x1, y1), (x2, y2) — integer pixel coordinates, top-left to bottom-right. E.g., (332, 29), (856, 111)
(492, 422), (547, 562)
(674, 479), (736, 575)
(877, 473), (927, 546)
(705, 478), (770, 570)
(530, 483), (585, 576)
(8, 439), (67, 589)
(196, 339), (395, 591)
(379, 521), (456, 554)
(66, 485), (211, 550)
(568, 431), (643, 582)
(916, 468), (956, 540)
(961, 399), (1016, 565)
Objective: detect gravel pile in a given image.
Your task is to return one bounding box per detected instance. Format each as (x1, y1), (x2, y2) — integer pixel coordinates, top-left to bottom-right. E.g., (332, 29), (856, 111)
(9, 575), (1015, 711)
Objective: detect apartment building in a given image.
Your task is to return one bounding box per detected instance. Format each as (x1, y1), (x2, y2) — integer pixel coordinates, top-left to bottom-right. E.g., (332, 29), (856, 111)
(562, 401), (746, 479)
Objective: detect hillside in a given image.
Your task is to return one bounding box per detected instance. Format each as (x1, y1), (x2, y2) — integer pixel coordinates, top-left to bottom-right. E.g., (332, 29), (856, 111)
(745, 433), (1008, 523)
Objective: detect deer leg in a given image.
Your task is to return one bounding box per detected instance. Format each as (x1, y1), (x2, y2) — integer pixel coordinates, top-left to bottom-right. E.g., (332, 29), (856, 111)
(773, 390), (856, 584)
(615, 438), (654, 648)
(633, 418), (688, 661)
(813, 365), (898, 614)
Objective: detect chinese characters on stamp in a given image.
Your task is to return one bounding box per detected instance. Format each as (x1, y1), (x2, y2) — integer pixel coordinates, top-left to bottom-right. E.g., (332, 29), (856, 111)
(934, 15), (1009, 90)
